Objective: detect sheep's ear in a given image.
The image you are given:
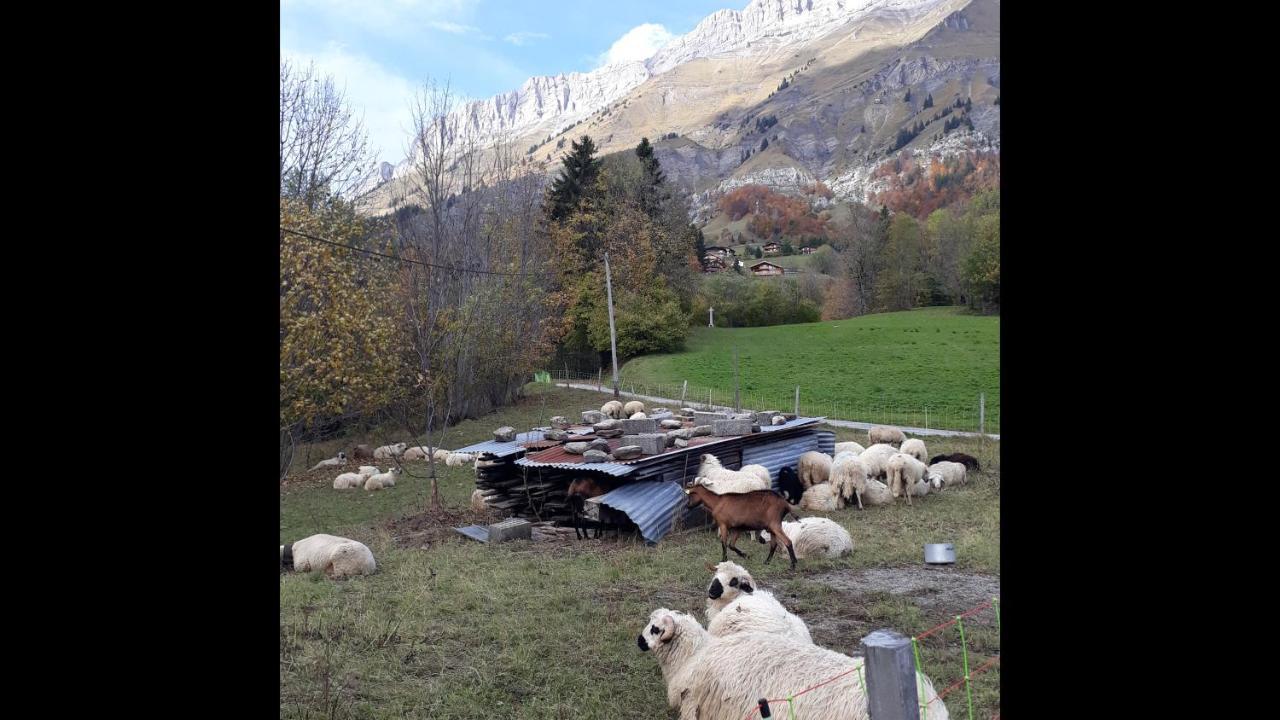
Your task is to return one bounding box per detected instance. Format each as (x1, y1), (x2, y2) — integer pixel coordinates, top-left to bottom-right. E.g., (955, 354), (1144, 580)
(739, 580), (753, 593)
(658, 614), (676, 642)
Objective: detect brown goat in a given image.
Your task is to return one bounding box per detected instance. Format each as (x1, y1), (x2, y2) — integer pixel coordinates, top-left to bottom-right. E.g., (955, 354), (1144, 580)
(685, 484), (800, 569)
(567, 476), (624, 540)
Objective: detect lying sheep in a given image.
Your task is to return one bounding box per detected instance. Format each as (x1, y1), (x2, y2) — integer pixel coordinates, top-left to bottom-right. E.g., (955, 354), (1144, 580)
(930, 452), (981, 472)
(630, 412), (648, 419)
(445, 452), (476, 467)
(681, 626), (949, 720)
(357, 465), (379, 480)
(799, 482), (841, 511)
(759, 517), (853, 559)
(623, 400), (645, 417)
(900, 438), (928, 464)
(829, 451), (868, 510)
(470, 488), (491, 512)
(797, 451), (833, 488)
(364, 467), (401, 490)
(703, 562), (811, 643)
(927, 461), (967, 491)
(309, 451), (347, 472)
(635, 608), (712, 716)
(886, 452), (929, 505)
(703, 561), (755, 622)
(861, 478), (894, 506)
(834, 441), (865, 456)
(402, 445), (430, 461)
(281, 534), (376, 580)
(868, 425), (906, 447)
(432, 448), (452, 462)
(859, 443), (899, 480)
(696, 454), (770, 494)
(601, 400), (625, 419)
(373, 442), (407, 460)
(332, 471), (364, 489)
(351, 444), (374, 461)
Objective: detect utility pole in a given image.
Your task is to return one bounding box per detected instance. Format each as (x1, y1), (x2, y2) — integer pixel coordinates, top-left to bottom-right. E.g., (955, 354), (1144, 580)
(604, 252), (620, 399)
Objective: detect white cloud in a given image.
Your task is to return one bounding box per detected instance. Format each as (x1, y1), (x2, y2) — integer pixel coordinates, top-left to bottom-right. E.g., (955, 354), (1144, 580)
(285, 0), (480, 38)
(597, 23), (674, 67)
(282, 44), (419, 164)
(504, 31), (550, 46)
(430, 20), (482, 35)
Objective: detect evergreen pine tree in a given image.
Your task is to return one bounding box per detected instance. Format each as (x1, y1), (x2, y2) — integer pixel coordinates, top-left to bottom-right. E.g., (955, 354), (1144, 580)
(904, 89), (912, 102)
(760, 137), (769, 151)
(546, 135), (602, 222)
(924, 93), (933, 108)
(634, 137), (668, 216)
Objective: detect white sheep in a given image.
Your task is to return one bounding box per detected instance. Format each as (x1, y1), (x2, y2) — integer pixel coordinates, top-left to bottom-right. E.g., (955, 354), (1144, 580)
(681, 628), (949, 720)
(759, 517), (853, 559)
(868, 425), (906, 447)
(601, 400), (625, 419)
(432, 448), (452, 462)
(635, 608), (713, 717)
(886, 452), (929, 505)
(695, 454), (770, 495)
(332, 472), (364, 489)
(623, 400), (645, 417)
(357, 465), (379, 479)
(630, 412), (648, 419)
(702, 562), (811, 643)
(364, 467), (401, 490)
(309, 451), (347, 472)
(281, 534), (376, 580)
(900, 438), (928, 464)
(799, 482), (841, 511)
(772, 415), (786, 425)
(470, 488), (491, 512)
(927, 460), (968, 491)
(373, 442), (407, 460)
(704, 561), (756, 622)
(859, 443), (899, 480)
(829, 451), (868, 510)
(797, 451), (833, 488)
(402, 445), (430, 461)
(861, 478), (894, 506)
(834, 441), (865, 456)
(445, 452), (476, 467)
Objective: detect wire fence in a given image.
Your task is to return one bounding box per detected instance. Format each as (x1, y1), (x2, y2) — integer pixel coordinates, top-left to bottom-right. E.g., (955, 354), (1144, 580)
(545, 370), (1001, 436)
(741, 597), (1000, 720)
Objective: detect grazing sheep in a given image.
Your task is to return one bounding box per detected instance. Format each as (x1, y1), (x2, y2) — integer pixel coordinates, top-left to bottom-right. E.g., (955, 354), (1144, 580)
(834, 441), (865, 456)
(281, 534), (376, 580)
(868, 425), (906, 447)
(886, 453), (929, 505)
(351, 444), (374, 461)
(635, 608), (712, 716)
(930, 452), (981, 472)
(740, 464), (771, 486)
(927, 461), (967, 491)
(797, 451), (833, 488)
(402, 445), (430, 461)
(799, 482), (841, 511)
(774, 466), (805, 505)
(630, 412), (648, 419)
(685, 484), (800, 569)
(859, 443), (899, 480)
(309, 451), (347, 472)
(900, 438), (928, 464)
(703, 561), (756, 622)
(364, 467), (401, 490)
(470, 488), (491, 512)
(373, 443), (407, 460)
(601, 400), (625, 419)
(759, 517), (853, 559)
(623, 400), (645, 417)
(861, 479), (894, 506)
(829, 451), (868, 510)
(445, 452), (476, 467)
(679, 627), (949, 720)
(432, 448), (452, 462)
(332, 472), (364, 489)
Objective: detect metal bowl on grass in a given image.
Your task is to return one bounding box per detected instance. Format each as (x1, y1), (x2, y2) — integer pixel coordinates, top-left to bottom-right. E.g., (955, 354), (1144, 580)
(924, 543), (955, 565)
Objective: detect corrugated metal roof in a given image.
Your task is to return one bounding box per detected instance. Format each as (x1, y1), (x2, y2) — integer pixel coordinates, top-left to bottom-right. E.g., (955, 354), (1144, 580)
(455, 430), (546, 458)
(759, 416), (826, 433)
(817, 430), (835, 456)
(594, 480), (692, 544)
(453, 525), (490, 543)
(742, 433), (822, 483)
(513, 456), (638, 477)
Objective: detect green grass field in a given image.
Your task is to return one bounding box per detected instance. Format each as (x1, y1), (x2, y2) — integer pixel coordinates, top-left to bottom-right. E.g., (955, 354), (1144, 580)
(281, 386), (1000, 719)
(619, 307), (999, 433)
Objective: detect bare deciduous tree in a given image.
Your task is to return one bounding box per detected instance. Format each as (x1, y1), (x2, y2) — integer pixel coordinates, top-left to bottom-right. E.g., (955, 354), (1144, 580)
(280, 59), (375, 208)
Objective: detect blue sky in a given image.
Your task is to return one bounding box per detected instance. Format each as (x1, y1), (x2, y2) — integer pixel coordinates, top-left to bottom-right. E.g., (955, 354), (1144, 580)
(281, 0), (739, 164)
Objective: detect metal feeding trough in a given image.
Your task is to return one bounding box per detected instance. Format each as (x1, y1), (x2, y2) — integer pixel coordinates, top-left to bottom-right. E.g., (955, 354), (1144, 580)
(924, 543), (955, 565)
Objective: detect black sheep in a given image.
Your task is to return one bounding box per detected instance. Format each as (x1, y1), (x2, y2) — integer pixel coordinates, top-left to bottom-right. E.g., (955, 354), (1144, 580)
(929, 453), (980, 471)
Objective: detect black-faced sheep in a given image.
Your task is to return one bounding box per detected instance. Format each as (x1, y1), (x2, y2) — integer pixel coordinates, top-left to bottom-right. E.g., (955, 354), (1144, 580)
(281, 534), (376, 579)
(774, 466), (805, 505)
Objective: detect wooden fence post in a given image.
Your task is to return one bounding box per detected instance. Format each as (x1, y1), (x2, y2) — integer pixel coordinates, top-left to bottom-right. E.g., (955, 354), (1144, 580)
(979, 393), (985, 435)
(861, 629), (921, 720)
(794, 385), (800, 415)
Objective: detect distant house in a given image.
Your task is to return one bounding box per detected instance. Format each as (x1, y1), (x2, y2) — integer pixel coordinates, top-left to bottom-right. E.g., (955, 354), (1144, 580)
(703, 255), (728, 273)
(750, 261), (785, 276)
(704, 246), (735, 258)
(763, 242), (782, 255)
(801, 246), (815, 255)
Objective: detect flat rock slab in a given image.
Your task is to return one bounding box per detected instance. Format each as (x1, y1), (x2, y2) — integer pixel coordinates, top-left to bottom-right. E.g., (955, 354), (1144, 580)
(581, 410), (606, 424)
(593, 419), (621, 431)
(487, 518), (532, 543)
(549, 416), (571, 429)
(596, 428), (624, 438)
(583, 449), (611, 463)
(659, 419), (684, 430)
(694, 411), (729, 426)
(623, 433), (667, 456)
(612, 445), (643, 460)
(691, 425), (713, 437)
(714, 418), (754, 436)
(674, 438), (689, 448)
(756, 411), (781, 425)
(621, 418), (658, 434)
(544, 429), (569, 441)
(563, 442), (590, 455)
(493, 426), (516, 442)
(588, 438), (611, 452)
